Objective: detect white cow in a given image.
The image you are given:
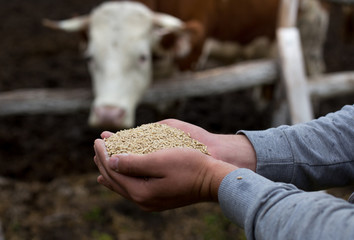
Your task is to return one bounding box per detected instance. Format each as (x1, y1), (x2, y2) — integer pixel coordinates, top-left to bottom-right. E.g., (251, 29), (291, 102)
(44, 1), (191, 128)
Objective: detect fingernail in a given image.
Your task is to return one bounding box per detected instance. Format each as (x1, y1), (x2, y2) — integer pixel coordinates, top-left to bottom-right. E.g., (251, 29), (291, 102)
(109, 156), (119, 171)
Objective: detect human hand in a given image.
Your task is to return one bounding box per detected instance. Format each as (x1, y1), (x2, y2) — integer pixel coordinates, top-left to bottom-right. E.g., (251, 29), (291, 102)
(93, 139), (237, 211)
(159, 119), (257, 171)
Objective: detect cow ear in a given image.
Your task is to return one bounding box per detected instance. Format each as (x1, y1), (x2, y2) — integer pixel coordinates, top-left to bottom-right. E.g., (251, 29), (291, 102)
(157, 31), (191, 58)
(180, 20), (205, 56)
(43, 16), (90, 54)
(153, 13), (184, 31)
(153, 15), (205, 58)
(42, 15), (90, 32)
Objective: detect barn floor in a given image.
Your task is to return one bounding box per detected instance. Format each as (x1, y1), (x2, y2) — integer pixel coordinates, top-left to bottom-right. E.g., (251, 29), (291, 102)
(0, 1), (354, 239)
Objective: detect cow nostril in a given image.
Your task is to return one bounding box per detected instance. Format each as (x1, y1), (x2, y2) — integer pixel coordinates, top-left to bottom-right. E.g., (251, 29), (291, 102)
(95, 106), (125, 126)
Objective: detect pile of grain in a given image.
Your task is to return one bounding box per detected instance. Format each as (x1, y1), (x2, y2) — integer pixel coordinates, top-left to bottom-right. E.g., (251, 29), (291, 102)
(104, 123), (209, 156)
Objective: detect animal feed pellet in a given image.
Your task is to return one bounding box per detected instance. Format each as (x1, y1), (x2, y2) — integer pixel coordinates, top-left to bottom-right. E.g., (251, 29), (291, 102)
(104, 123), (209, 156)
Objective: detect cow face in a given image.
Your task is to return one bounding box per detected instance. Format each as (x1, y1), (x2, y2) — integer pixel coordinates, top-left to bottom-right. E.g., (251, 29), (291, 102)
(87, 2), (155, 128)
(43, 1), (192, 129)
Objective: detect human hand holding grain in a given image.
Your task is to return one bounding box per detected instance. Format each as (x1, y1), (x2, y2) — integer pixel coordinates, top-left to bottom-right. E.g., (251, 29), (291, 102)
(99, 119), (256, 171)
(159, 119), (257, 171)
(94, 140), (237, 211)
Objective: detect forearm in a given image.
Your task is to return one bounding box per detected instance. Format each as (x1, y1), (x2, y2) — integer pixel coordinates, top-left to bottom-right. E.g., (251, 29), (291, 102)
(239, 105), (354, 190)
(219, 169), (354, 240)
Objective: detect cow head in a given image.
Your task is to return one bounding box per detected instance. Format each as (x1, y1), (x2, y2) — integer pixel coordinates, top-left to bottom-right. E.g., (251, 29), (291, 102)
(44, 1), (195, 129)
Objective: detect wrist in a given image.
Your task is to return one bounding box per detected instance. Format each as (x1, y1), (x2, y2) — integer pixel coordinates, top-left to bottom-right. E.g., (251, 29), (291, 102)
(234, 134), (257, 171)
(206, 159), (238, 202)
(211, 134), (257, 172)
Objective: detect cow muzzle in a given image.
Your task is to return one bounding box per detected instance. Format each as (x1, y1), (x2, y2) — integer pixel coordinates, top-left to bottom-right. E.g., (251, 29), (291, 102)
(89, 105), (126, 129)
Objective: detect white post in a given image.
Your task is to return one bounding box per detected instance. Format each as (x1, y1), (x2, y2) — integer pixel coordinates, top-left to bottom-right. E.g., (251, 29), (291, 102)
(277, 27), (314, 124)
(275, 0), (314, 125)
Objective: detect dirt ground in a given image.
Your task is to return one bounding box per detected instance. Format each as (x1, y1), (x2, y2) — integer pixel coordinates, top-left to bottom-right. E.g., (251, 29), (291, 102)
(0, 1), (353, 239)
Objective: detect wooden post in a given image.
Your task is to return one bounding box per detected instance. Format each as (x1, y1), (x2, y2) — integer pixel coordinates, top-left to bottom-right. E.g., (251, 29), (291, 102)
(277, 27), (314, 124)
(278, 0), (299, 28)
(275, 0), (314, 125)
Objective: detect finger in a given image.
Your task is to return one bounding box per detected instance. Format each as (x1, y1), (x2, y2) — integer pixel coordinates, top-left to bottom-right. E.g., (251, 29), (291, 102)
(94, 155), (112, 183)
(94, 155), (98, 166)
(100, 169), (152, 203)
(159, 119), (208, 142)
(97, 175), (113, 190)
(97, 172), (133, 201)
(94, 140), (141, 199)
(113, 148), (199, 177)
(110, 151), (172, 177)
(97, 175), (128, 197)
(94, 139), (110, 162)
(94, 139), (113, 182)
(159, 119), (189, 131)
(101, 131), (114, 139)
(158, 118), (179, 125)
(103, 165), (159, 206)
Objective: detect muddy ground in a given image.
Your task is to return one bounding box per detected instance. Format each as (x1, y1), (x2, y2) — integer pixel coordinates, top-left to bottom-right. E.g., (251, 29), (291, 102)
(0, 1), (354, 239)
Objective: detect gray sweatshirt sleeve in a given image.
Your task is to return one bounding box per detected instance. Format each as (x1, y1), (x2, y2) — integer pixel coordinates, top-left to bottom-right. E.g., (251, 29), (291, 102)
(218, 105), (354, 239)
(238, 104), (354, 190)
(218, 168), (354, 240)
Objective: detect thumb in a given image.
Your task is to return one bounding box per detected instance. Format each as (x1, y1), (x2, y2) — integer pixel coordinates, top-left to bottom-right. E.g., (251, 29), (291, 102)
(108, 152), (165, 178)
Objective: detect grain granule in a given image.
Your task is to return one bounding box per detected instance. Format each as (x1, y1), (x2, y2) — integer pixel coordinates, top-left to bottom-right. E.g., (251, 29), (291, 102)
(104, 123), (209, 156)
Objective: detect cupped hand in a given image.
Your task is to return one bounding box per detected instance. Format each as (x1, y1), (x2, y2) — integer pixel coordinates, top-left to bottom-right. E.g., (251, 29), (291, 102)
(159, 119), (257, 171)
(93, 139), (237, 211)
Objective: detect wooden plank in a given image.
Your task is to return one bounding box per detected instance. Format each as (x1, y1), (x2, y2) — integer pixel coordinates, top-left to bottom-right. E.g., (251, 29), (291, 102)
(308, 72), (354, 98)
(0, 51), (352, 118)
(0, 60), (278, 116)
(322, 0), (354, 4)
(143, 59), (277, 104)
(0, 69), (353, 117)
(277, 27), (314, 124)
(0, 88), (92, 116)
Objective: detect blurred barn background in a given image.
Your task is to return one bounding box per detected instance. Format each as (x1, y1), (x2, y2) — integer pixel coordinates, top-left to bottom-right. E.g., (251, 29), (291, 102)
(0, 0), (353, 239)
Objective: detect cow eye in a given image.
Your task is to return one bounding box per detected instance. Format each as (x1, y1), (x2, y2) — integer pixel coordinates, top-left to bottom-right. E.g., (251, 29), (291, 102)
(139, 54), (147, 63)
(85, 55), (93, 63)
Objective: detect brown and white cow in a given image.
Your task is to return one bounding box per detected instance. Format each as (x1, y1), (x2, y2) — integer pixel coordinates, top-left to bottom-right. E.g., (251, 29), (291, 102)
(44, 0), (328, 129)
(45, 1), (193, 128)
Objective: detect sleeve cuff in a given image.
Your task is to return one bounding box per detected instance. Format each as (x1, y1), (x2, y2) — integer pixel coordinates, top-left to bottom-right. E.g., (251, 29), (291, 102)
(237, 128), (294, 183)
(218, 168), (274, 228)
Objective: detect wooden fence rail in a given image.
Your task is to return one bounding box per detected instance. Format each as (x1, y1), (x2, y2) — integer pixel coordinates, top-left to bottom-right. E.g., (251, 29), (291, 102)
(0, 59), (278, 116)
(0, 58), (353, 117)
